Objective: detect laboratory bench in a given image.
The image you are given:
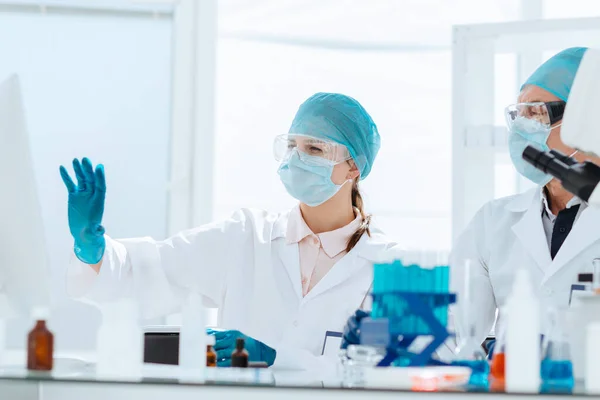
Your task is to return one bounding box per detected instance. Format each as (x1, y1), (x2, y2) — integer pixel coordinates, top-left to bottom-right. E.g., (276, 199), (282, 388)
(0, 362), (599, 400)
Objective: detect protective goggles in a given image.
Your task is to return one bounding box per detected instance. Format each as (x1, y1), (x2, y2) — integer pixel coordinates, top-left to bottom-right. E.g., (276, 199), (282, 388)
(273, 134), (352, 166)
(504, 101), (566, 130)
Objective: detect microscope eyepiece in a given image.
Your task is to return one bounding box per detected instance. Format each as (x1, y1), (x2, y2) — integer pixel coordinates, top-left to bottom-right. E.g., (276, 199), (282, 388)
(522, 145), (600, 202)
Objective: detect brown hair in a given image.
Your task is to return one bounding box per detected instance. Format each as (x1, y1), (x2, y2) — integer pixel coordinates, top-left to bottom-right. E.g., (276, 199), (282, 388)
(346, 179), (372, 253)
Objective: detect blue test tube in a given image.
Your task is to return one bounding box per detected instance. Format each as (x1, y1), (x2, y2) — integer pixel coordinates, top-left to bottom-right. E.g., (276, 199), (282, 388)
(440, 265), (450, 326)
(400, 262), (407, 292)
(388, 263), (393, 293)
(428, 267), (436, 326)
(423, 266), (430, 333)
(437, 266), (444, 325)
(435, 268), (440, 330)
(373, 264), (380, 294)
(412, 266), (418, 334)
(412, 265), (419, 334)
(433, 266), (438, 290)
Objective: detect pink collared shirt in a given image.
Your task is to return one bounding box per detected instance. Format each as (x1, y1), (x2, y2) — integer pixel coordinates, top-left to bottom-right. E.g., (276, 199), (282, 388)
(286, 206), (362, 297)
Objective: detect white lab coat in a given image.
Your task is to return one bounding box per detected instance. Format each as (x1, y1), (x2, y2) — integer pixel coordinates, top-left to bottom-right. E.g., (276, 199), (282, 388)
(67, 208), (396, 372)
(449, 187), (600, 347)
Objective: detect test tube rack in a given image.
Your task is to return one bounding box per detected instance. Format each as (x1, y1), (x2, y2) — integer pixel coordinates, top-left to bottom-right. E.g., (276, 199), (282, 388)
(364, 261), (456, 367)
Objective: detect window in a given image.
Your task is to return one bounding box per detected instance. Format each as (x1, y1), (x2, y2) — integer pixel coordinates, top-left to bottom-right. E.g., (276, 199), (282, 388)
(215, 0), (521, 250)
(0, 6), (172, 350)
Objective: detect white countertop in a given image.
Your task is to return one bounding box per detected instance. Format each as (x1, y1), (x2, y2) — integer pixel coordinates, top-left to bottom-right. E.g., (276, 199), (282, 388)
(1, 350), (599, 400)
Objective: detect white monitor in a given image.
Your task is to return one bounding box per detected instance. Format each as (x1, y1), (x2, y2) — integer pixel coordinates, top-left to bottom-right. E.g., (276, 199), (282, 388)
(0, 75), (51, 317)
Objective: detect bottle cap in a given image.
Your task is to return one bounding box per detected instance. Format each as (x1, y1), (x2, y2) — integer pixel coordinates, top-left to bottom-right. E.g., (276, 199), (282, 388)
(31, 307), (50, 320)
(236, 338), (245, 350)
(511, 269), (534, 298)
(101, 299), (139, 322)
(206, 335), (216, 346)
(186, 292), (203, 308)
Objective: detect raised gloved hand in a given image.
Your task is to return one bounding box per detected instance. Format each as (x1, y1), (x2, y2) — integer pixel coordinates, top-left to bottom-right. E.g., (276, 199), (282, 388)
(59, 157), (106, 264)
(341, 309), (370, 349)
(207, 329), (276, 367)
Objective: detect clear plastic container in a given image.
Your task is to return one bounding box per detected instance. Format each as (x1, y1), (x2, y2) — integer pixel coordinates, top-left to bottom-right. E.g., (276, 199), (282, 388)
(338, 345), (385, 387)
(96, 299), (142, 380)
(179, 292), (206, 372)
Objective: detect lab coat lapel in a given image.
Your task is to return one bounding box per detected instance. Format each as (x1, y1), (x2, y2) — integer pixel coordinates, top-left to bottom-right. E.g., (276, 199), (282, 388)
(276, 241), (303, 300)
(544, 206), (600, 282)
(247, 214), (282, 340)
(302, 253), (360, 303)
(302, 236), (367, 303)
(268, 211), (303, 300)
(511, 193), (552, 272)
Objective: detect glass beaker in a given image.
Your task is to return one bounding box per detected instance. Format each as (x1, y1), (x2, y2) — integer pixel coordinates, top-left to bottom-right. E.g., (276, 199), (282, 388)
(453, 325), (490, 387)
(540, 308), (574, 391)
(452, 260), (490, 387)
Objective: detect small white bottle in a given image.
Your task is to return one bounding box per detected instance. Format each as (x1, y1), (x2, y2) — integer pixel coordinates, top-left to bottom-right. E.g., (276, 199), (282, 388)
(505, 269), (541, 393)
(96, 299), (143, 380)
(178, 292), (206, 376)
(0, 318), (5, 367)
(586, 321), (600, 393)
(0, 291), (12, 368)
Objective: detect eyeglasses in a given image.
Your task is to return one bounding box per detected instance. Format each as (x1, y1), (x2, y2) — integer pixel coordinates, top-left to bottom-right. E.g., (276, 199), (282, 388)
(273, 134), (352, 166)
(504, 101), (566, 130)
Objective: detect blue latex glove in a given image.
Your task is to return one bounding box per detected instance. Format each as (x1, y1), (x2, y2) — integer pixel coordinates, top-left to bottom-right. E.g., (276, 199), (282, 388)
(59, 158), (106, 264)
(207, 329), (276, 367)
(341, 309), (370, 349)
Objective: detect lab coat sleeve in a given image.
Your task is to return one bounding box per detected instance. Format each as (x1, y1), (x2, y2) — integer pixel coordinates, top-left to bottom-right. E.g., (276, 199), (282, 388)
(66, 210), (252, 319)
(449, 203), (497, 352)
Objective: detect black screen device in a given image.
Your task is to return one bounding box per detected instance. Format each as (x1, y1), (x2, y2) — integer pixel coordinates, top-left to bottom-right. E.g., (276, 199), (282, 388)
(144, 331), (180, 365)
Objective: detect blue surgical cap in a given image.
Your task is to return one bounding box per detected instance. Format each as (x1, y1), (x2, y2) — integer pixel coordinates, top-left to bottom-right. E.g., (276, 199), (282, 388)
(522, 47), (588, 102)
(288, 92), (380, 179)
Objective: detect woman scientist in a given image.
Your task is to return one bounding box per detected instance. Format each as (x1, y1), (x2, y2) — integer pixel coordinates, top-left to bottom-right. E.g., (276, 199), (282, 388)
(450, 47), (600, 351)
(61, 92), (395, 371)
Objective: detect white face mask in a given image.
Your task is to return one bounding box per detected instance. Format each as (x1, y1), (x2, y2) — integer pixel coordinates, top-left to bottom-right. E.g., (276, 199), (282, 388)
(513, 117), (553, 134)
(278, 149), (352, 207)
(508, 117), (561, 185)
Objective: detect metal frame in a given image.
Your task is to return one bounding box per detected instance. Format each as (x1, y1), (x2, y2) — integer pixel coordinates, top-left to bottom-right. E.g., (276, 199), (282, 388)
(0, 0), (174, 18)
(164, 0), (218, 326)
(451, 15), (600, 243)
(168, 0), (218, 234)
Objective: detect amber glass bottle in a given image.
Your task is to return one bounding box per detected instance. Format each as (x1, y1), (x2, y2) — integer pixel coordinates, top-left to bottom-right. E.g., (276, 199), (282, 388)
(27, 309), (53, 371)
(231, 338), (248, 368)
(206, 335), (217, 367)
